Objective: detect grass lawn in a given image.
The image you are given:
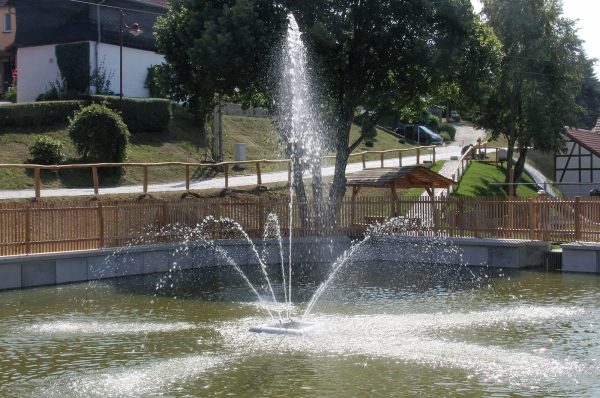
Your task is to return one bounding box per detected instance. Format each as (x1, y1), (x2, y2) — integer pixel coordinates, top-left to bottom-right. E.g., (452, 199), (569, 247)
(0, 109), (414, 190)
(453, 161), (539, 197)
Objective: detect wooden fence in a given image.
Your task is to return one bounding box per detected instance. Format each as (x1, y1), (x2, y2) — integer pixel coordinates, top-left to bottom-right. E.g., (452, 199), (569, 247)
(0, 145), (436, 200)
(1, 195), (599, 256)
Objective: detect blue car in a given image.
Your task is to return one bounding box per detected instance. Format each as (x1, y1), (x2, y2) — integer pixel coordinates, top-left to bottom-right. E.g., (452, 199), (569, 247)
(415, 125), (444, 145)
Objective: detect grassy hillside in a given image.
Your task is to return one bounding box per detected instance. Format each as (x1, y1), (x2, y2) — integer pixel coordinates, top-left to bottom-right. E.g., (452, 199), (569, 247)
(0, 109), (411, 190)
(453, 161), (539, 197)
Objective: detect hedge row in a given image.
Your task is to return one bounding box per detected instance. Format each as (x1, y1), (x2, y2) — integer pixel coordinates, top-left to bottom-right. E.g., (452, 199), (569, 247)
(0, 96), (172, 133)
(86, 95), (172, 133)
(0, 101), (83, 128)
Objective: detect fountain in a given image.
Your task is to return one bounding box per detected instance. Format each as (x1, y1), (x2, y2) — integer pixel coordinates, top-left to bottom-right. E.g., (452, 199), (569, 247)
(1, 14), (600, 398)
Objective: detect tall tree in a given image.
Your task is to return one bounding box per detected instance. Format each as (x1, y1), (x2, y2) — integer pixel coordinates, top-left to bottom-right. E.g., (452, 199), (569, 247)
(156, 0), (492, 203)
(479, 0), (585, 187)
(576, 58), (600, 130)
(154, 0), (286, 158)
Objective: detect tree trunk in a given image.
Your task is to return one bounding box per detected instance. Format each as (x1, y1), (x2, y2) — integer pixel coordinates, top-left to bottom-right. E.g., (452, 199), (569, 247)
(503, 136), (517, 195)
(513, 146), (529, 185)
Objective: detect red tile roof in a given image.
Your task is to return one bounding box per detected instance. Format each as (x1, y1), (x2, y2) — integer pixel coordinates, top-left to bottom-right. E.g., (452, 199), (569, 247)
(565, 127), (600, 157)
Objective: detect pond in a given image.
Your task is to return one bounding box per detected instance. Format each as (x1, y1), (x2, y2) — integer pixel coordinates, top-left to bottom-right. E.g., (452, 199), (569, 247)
(1, 263), (599, 397)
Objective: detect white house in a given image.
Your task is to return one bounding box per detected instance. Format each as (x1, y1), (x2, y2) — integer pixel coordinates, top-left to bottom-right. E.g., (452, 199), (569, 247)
(12, 0), (166, 102)
(555, 119), (600, 196)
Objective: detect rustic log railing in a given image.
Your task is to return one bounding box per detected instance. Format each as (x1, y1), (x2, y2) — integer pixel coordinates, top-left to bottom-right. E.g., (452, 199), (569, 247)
(0, 195), (598, 257)
(0, 145), (436, 200)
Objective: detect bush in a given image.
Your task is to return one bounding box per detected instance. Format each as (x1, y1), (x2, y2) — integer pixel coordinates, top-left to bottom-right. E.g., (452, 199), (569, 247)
(55, 42), (90, 94)
(68, 104), (130, 163)
(438, 123), (457, 141)
(439, 131), (451, 142)
(29, 135), (65, 165)
(364, 140), (374, 148)
(0, 101), (84, 128)
(3, 86), (17, 103)
(426, 114), (440, 132)
(86, 95), (172, 133)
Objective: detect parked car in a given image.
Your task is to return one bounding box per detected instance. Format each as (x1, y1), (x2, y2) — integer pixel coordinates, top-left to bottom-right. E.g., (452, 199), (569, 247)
(415, 125), (444, 145)
(450, 111), (461, 122)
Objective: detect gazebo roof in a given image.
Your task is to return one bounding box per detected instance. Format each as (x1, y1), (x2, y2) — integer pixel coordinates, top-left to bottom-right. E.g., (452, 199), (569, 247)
(346, 166), (454, 189)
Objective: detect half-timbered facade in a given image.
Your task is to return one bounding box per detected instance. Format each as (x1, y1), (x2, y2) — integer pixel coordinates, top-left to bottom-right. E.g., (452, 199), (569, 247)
(555, 121), (600, 196)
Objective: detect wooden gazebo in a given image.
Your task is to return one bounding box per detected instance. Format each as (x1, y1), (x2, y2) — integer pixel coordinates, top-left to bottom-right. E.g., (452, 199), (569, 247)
(346, 165), (455, 224)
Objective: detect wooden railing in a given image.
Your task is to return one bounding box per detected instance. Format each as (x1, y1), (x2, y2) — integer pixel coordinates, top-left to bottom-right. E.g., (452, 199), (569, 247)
(1, 195), (598, 256)
(0, 145), (436, 200)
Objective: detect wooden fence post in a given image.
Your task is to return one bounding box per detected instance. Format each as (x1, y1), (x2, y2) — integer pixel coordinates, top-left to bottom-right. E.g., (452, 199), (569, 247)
(185, 165), (191, 192)
(362, 154), (366, 169)
(224, 164), (229, 188)
(416, 148), (420, 165)
(287, 162), (292, 184)
(256, 162), (262, 185)
(143, 166), (149, 195)
(398, 150), (403, 167)
(25, 205), (31, 254)
(92, 166), (100, 197)
(528, 198), (536, 241)
(97, 202), (105, 248)
(432, 146), (436, 164)
(380, 153), (385, 168)
(34, 167), (41, 200)
(575, 196), (582, 241)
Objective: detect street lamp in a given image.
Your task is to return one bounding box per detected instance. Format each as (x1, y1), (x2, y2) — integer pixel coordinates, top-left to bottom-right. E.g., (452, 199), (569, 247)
(119, 10), (142, 107)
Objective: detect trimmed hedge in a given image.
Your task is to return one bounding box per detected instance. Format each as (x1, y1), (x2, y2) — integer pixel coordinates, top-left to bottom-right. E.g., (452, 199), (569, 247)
(0, 101), (84, 128)
(438, 123), (457, 141)
(0, 96), (172, 132)
(86, 95), (172, 133)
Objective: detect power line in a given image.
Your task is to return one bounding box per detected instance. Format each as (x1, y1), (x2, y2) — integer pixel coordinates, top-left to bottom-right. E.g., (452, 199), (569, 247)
(67, 0), (167, 16)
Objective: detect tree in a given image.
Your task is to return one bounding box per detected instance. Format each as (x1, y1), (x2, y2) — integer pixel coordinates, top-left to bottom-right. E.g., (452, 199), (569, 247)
(157, 0), (492, 203)
(154, 0), (286, 158)
(576, 58), (600, 130)
(479, 0), (585, 188)
(285, 0), (492, 202)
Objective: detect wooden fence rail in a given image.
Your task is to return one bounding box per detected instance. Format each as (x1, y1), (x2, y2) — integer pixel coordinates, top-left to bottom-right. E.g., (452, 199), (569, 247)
(0, 145), (436, 200)
(1, 195), (599, 257)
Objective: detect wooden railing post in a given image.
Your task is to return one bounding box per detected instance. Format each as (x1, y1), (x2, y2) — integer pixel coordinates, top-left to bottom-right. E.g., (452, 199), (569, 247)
(416, 148), (420, 165)
(223, 164), (229, 188)
(34, 167), (41, 200)
(287, 162), (292, 185)
(97, 202), (105, 248)
(92, 166), (99, 197)
(432, 146), (436, 164)
(575, 196), (582, 241)
(185, 165), (191, 192)
(256, 162), (262, 185)
(143, 166), (149, 195)
(398, 150), (403, 167)
(362, 154), (366, 169)
(380, 152), (385, 168)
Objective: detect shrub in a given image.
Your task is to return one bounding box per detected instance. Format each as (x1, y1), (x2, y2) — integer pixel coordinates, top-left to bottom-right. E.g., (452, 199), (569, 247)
(86, 95), (172, 133)
(29, 135), (65, 165)
(364, 140), (374, 148)
(3, 86), (16, 103)
(439, 131), (451, 142)
(0, 101), (84, 128)
(55, 42), (90, 94)
(438, 123), (457, 141)
(426, 114), (440, 132)
(68, 104), (130, 163)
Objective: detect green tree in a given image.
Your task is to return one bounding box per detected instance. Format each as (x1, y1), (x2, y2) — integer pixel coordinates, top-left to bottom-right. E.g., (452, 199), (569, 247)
(479, 0), (585, 188)
(157, 0), (493, 202)
(576, 58), (600, 130)
(155, 0), (285, 157)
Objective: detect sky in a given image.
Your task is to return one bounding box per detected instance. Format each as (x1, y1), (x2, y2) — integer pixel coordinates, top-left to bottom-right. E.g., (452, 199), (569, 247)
(472, 0), (600, 76)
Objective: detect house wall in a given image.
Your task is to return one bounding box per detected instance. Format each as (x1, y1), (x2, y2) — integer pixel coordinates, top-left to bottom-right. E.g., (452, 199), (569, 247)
(16, 44), (61, 102)
(555, 138), (600, 196)
(0, 6), (16, 51)
(16, 41), (164, 102)
(94, 42), (164, 97)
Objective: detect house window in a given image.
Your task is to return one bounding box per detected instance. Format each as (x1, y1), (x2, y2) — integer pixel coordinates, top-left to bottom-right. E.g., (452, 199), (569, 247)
(3, 12), (12, 33)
